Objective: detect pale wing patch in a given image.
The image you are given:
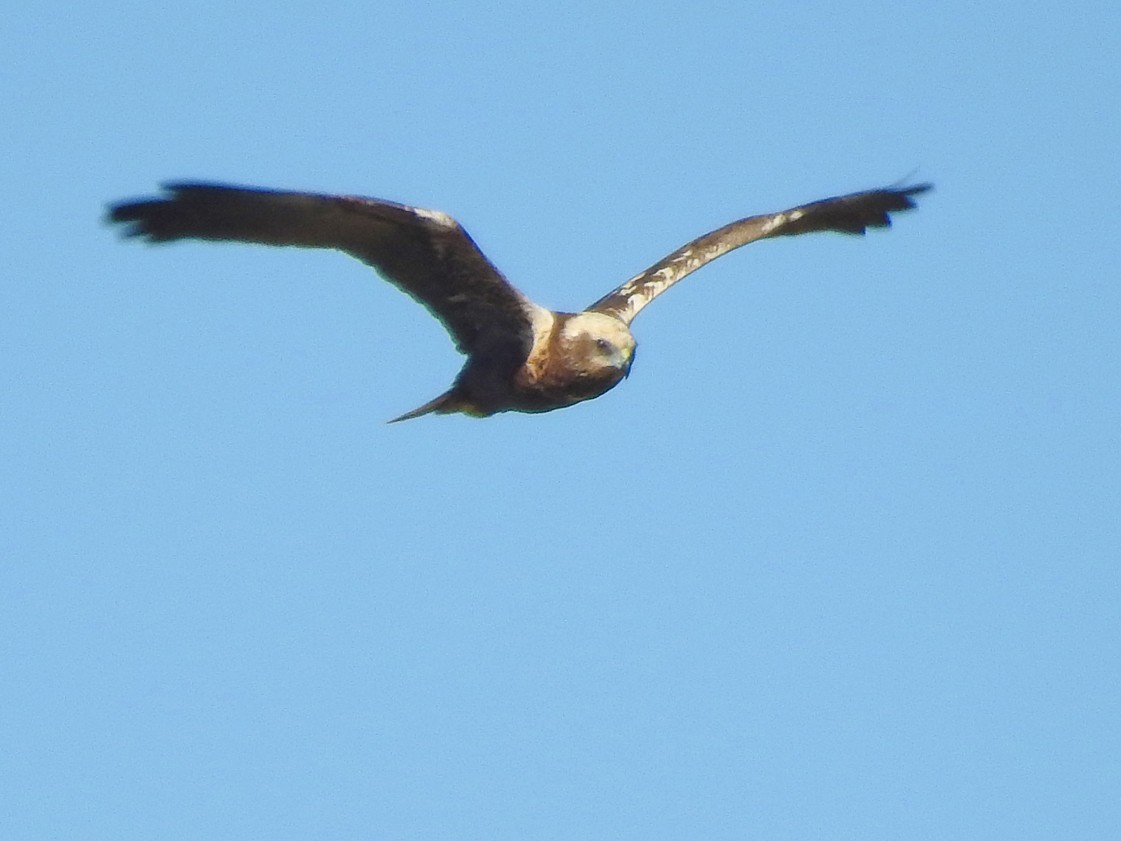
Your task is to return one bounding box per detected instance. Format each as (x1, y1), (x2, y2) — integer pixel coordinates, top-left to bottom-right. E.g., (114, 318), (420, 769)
(410, 207), (458, 228)
(527, 305), (557, 345)
(760, 209), (804, 235)
(519, 305), (558, 384)
(611, 239), (737, 323)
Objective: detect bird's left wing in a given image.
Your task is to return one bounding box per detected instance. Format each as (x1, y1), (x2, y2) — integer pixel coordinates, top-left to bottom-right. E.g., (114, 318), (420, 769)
(587, 184), (931, 325)
(109, 183), (541, 358)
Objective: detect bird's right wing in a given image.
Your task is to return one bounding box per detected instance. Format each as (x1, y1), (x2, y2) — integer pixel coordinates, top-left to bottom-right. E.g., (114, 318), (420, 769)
(109, 183), (543, 357)
(588, 184), (931, 325)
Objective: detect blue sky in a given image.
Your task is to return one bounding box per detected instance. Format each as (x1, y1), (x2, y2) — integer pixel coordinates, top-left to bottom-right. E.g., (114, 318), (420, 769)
(4, 3), (1119, 839)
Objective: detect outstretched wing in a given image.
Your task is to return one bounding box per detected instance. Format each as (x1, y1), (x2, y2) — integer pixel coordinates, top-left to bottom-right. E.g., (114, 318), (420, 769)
(588, 184), (931, 325)
(108, 182), (540, 357)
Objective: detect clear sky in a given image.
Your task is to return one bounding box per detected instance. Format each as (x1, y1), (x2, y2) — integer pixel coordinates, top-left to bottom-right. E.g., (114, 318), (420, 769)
(4, 3), (1119, 840)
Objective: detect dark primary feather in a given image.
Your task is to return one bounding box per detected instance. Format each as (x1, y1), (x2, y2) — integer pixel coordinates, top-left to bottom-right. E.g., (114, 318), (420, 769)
(109, 183), (536, 357)
(589, 183), (931, 324)
(768, 183), (931, 235)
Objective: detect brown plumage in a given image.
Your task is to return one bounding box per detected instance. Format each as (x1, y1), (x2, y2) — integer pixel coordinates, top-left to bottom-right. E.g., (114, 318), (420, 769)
(107, 181), (930, 421)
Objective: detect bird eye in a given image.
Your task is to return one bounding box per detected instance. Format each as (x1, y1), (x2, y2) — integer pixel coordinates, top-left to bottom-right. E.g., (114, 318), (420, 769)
(595, 338), (613, 353)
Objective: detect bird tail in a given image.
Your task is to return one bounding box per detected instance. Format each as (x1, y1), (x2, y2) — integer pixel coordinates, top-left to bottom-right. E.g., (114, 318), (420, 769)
(387, 389), (487, 423)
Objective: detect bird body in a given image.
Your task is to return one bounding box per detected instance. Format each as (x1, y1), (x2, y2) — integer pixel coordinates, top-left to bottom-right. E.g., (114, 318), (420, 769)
(108, 181), (929, 421)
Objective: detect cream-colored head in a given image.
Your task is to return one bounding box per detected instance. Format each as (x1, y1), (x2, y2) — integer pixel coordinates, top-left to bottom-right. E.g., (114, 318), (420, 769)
(559, 311), (637, 379)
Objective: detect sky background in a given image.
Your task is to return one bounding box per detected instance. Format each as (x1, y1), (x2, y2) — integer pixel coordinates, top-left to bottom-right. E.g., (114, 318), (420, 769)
(4, 3), (1119, 840)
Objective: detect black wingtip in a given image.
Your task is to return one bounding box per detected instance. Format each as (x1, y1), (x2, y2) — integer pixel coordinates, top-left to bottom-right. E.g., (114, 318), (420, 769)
(897, 182), (934, 206)
(855, 182), (933, 232)
(784, 182), (933, 237)
(105, 182), (249, 241)
(105, 197), (158, 239)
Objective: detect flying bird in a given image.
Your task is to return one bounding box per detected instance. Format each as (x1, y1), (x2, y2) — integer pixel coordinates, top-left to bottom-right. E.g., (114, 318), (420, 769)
(108, 181), (930, 421)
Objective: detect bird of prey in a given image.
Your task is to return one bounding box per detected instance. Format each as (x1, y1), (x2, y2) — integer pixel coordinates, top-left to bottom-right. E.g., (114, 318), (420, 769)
(108, 181), (930, 421)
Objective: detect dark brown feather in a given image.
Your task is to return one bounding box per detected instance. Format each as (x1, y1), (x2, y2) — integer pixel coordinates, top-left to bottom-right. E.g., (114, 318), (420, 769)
(109, 183), (537, 358)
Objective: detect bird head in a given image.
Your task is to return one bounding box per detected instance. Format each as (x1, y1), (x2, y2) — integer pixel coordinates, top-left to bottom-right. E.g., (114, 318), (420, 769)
(560, 312), (637, 383)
